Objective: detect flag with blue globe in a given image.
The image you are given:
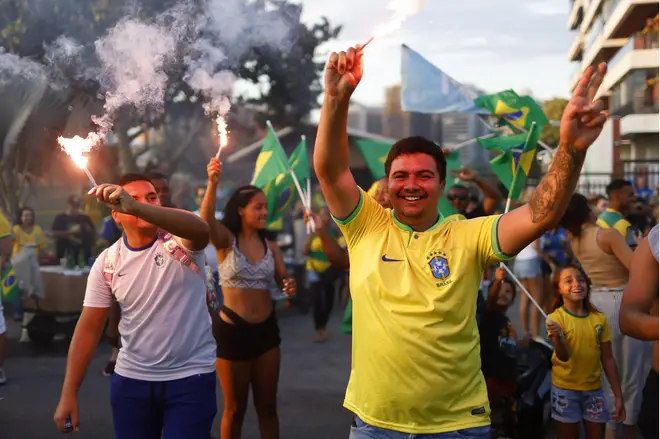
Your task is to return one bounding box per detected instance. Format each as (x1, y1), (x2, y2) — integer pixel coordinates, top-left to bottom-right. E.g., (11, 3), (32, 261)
(1, 264), (19, 303)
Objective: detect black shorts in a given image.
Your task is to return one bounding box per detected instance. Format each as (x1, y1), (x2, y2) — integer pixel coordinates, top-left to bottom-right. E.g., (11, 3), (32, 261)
(213, 306), (281, 361)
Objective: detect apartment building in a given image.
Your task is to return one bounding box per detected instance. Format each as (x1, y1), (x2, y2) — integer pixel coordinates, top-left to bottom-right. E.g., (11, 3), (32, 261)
(567, 0), (659, 189)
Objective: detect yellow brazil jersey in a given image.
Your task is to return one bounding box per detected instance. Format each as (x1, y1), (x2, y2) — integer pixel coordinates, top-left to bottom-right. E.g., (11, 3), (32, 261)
(333, 188), (513, 434)
(306, 230), (346, 273)
(547, 306), (611, 391)
(0, 210), (10, 239)
(597, 208), (636, 247)
(12, 224), (47, 256)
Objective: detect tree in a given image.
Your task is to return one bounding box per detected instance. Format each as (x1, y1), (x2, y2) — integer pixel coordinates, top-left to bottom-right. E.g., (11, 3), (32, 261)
(0, 0), (339, 179)
(540, 98), (568, 147)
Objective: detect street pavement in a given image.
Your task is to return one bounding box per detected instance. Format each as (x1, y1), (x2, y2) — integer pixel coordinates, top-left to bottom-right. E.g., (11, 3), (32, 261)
(0, 293), (554, 439)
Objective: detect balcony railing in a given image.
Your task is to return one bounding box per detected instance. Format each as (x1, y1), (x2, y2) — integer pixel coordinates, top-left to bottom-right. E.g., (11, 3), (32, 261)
(610, 30), (659, 65)
(612, 89), (659, 117)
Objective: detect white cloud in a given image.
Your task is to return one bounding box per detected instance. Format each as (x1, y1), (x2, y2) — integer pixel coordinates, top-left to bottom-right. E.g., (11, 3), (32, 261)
(525, 1), (568, 16)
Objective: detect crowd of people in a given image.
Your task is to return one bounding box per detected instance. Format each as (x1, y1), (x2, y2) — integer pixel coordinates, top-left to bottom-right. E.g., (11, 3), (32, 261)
(0, 44), (656, 439)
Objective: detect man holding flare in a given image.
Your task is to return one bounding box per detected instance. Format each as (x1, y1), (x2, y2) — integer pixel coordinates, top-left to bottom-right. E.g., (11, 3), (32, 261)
(314, 43), (608, 438)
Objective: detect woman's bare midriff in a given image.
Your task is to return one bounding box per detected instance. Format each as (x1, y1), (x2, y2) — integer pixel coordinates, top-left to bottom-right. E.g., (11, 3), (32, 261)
(221, 287), (274, 324)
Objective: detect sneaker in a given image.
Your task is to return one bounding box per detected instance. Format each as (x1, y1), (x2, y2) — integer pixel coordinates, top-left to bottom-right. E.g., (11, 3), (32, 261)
(102, 361), (115, 377)
(0, 369), (6, 385)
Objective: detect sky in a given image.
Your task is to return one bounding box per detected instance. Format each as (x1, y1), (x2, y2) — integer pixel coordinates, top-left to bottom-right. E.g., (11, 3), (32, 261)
(297, 0), (574, 106)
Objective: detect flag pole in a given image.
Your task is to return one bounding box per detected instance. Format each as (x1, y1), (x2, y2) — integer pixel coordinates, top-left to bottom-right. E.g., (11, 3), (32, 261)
(499, 122), (549, 322)
(476, 114), (555, 155)
(266, 121), (316, 232)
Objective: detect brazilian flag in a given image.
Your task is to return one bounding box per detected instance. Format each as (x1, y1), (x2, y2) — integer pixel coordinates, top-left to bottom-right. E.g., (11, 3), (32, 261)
(489, 122), (541, 200)
(252, 124), (295, 227)
(1, 264), (19, 303)
(474, 90), (548, 132)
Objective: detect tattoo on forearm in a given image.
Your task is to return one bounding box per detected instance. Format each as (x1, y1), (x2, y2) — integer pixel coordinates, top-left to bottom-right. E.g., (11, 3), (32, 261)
(528, 146), (584, 224)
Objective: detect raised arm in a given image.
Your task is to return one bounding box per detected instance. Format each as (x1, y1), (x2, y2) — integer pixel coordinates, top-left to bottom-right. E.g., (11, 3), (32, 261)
(201, 158), (233, 251)
(313, 46), (364, 219)
(453, 168), (502, 215)
(305, 211), (350, 270)
(619, 235), (659, 340)
(497, 64), (608, 256)
(90, 184), (210, 251)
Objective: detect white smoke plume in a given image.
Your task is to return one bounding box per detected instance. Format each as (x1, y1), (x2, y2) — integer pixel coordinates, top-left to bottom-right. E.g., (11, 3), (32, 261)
(92, 17), (179, 134)
(183, 0), (296, 122)
(0, 49), (45, 84)
(44, 36), (86, 89)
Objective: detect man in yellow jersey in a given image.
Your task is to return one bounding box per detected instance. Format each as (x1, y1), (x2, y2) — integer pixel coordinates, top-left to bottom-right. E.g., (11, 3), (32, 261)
(313, 44), (608, 438)
(597, 179), (638, 248)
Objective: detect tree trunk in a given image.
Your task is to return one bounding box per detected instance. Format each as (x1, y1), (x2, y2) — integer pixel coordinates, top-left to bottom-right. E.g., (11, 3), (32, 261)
(114, 114), (138, 175)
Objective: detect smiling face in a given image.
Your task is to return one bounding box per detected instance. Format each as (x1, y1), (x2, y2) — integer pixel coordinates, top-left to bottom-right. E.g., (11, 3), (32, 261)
(239, 191), (268, 230)
(112, 180), (161, 232)
(557, 266), (589, 304)
(387, 153), (444, 222)
(496, 281), (515, 308)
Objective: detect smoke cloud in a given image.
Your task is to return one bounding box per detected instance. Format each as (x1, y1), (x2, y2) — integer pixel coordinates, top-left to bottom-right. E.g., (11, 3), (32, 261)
(3, 0), (304, 143)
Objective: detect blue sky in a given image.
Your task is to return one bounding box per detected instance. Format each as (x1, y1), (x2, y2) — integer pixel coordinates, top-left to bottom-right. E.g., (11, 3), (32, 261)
(298, 0), (574, 106)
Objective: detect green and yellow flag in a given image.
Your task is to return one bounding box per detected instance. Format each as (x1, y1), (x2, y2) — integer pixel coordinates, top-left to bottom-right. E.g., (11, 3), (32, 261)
(353, 138), (392, 180)
(474, 90), (548, 132)
(489, 122), (541, 201)
(252, 125), (295, 225)
(477, 132), (528, 152)
(288, 137), (309, 182)
(1, 264), (19, 303)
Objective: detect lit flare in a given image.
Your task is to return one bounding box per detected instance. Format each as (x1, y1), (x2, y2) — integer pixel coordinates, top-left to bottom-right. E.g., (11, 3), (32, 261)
(215, 115), (229, 159)
(361, 0), (423, 50)
(57, 132), (101, 186)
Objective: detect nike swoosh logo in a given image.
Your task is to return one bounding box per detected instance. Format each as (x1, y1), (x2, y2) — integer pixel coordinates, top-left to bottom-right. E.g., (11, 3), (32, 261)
(381, 255), (404, 262)
(117, 273), (126, 277)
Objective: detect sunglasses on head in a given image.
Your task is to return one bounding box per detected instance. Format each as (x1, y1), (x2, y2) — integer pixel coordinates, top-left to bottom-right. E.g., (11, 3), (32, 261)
(447, 194), (468, 201)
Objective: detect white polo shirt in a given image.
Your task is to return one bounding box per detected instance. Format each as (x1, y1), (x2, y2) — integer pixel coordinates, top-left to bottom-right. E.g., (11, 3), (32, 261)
(84, 235), (216, 381)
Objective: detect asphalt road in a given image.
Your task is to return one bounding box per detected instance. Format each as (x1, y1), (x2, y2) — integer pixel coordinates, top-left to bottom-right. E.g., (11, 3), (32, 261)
(0, 293), (554, 439)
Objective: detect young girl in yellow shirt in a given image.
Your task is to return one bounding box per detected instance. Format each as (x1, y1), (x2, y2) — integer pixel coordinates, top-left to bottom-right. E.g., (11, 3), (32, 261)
(547, 264), (625, 439)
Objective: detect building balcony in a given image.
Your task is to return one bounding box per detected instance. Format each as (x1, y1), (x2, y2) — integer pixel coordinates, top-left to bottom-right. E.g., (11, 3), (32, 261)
(568, 0), (587, 29)
(568, 34), (585, 61)
(604, 0), (659, 40)
(597, 31), (659, 96)
(581, 0), (604, 33)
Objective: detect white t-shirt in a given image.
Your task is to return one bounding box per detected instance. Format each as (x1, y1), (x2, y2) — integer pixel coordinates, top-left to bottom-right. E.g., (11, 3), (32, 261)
(516, 241), (540, 260)
(83, 235), (216, 381)
(649, 224), (658, 262)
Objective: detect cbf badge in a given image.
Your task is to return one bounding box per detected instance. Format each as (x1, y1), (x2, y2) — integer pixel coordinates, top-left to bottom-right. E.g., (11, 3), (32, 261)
(427, 251), (450, 280)
(154, 253), (165, 267)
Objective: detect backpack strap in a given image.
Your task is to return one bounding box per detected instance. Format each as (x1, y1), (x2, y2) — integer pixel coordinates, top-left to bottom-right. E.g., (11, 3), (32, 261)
(159, 232), (219, 312)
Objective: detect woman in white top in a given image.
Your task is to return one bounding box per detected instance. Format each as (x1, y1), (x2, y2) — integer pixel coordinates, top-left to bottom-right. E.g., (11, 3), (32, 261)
(513, 240), (545, 339)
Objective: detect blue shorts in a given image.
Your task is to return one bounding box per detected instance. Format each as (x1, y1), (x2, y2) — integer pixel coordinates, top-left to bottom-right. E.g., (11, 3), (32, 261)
(110, 372), (217, 439)
(551, 385), (609, 424)
(513, 258), (542, 279)
(349, 416), (490, 438)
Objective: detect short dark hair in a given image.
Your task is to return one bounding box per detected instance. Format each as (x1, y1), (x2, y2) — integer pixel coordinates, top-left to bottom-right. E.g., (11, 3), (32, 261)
(384, 136), (447, 182)
(16, 206), (35, 226)
(606, 179), (632, 197)
(448, 184), (468, 192)
(118, 173), (155, 188)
